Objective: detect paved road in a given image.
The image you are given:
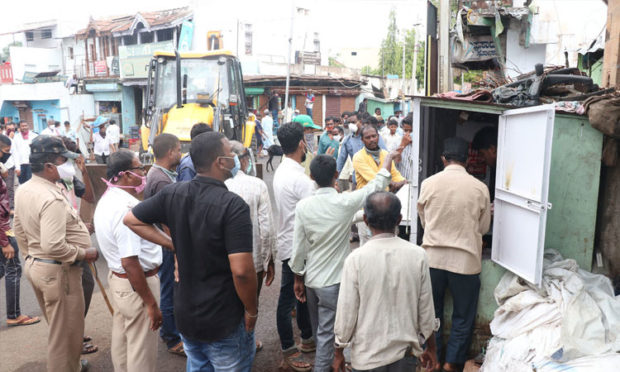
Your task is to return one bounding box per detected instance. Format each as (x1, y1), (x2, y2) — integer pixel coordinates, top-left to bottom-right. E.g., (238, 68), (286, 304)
(0, 155), (315, 371)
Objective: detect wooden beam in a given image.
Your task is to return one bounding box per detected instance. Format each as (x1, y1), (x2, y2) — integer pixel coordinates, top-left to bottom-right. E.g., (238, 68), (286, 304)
(84, 38), (90, 76)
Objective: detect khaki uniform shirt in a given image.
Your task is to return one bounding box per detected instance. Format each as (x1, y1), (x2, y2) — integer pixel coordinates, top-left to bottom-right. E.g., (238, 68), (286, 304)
(417, 164), (491, 275)
(334, 234), (438, 370)
(14, 175), (90, 263)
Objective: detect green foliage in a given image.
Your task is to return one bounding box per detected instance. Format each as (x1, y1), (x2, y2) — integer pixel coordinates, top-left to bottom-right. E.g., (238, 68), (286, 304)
(376, 9), (425, 90)
(361, 65), (379, 75)
(1, 41), (22, 62)
(329, 57), (345, 68)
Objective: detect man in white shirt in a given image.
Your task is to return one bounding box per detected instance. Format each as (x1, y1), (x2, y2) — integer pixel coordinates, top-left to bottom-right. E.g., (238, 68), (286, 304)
(273, 122), (314, 371)
(107, 120), (121, 153)
(91, 124), (110, 164)
(261, 110), (274, 148)
(94, 150), (164, 372)
(12, 121), (38, 184)
(226, 140), (276, 351)
(290, 151), (399, 372)
(334, 191), (438, 372)
(41, 120), (61, 136)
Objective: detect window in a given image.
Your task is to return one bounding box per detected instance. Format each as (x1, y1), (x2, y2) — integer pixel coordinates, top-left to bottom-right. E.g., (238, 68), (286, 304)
(244, 24), (252, 55)
(157, 29), (173, 42)
(141, 31), (154, 44)
(313, 33), (320, 52)
(68, 47), (74, 60)
(123, 35), (137, 45)
(41, 29), (52, 39)
(351, 51), (357, 56)
(25, 32), (34, 42)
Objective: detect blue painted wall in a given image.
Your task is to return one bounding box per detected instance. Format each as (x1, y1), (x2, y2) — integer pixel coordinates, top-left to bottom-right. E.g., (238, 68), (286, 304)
(121, 86), (136, 133)
(0, 102), (19, 122)
(31, 100), (61, 133)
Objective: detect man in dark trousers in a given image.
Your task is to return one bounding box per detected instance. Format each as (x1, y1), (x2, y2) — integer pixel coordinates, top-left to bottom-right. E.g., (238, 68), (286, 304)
(417, 138), (491, 372)
(125, 132), (258, 371)
(269, 91), (281, 127)
(143, 133), (184, 356)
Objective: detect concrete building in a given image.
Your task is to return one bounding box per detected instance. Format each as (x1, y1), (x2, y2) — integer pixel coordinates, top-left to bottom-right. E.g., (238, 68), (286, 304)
(332, 47), (380, 70)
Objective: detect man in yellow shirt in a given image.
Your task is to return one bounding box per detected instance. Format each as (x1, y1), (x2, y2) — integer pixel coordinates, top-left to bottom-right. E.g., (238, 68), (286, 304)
(352, 125), (406, 190)
(352, 125), (406, 244)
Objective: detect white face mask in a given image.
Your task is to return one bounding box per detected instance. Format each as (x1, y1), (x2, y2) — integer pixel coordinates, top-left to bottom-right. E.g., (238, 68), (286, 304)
(333, 135), (342, 142)
(56, 161), (76, 181)
(348, 123), (358, 134)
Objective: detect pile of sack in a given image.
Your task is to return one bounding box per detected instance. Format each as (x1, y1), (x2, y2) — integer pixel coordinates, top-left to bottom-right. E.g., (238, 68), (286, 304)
(481, 250), (620, 372)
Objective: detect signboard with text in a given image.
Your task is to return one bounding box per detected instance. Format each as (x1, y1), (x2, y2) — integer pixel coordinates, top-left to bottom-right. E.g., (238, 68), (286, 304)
(119, 41), (175, 80)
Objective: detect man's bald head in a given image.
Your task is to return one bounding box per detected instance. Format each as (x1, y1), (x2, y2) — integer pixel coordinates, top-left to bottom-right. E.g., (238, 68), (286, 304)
(363, 191), (402, 232)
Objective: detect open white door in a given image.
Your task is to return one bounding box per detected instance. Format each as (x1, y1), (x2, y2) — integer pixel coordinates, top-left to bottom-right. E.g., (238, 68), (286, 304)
(491, 104), (555, 285)
(406, 98), (421, 243)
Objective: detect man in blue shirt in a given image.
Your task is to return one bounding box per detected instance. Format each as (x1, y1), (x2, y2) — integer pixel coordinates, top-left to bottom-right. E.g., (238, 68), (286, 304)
(336, 113), (386, 189)
(317, 117), (336, 156)
(177, 123), (212, 181)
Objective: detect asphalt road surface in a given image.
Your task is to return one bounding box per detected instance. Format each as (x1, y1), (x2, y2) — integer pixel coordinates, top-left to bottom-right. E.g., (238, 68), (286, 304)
(0, 155), (316, 371)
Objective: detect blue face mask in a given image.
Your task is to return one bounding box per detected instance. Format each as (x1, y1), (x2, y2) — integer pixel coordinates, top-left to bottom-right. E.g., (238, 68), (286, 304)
(221, 154), (241, 178)
(246, 159), (252, 175)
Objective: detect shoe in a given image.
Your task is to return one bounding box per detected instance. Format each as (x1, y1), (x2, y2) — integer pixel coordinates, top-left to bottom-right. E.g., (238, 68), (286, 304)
(80, 360), (90, 372)
(298, 338), (316, 353)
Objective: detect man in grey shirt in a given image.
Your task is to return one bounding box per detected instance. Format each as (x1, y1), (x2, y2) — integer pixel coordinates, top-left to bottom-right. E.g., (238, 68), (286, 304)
(144, 133), (184, 356)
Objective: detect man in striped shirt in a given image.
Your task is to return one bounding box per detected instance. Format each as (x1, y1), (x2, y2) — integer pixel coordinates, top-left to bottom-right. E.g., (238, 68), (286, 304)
(396, 114), (415, 181)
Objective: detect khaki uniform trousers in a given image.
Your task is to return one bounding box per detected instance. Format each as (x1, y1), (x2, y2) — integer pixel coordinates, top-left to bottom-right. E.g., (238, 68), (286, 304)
(24, 259), (85, 372)
(108, 272), (161, 372)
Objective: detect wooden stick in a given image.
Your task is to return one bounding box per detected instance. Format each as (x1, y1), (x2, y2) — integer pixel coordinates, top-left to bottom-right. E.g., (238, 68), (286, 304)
(89, 262), (114, 315)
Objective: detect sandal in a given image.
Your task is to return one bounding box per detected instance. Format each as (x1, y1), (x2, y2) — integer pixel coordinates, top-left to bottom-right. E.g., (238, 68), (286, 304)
(6, 315), (40, 327)
(167, 341), (186, 357)
(283, 349), (312, 372)
(256, 340), (263, 352)
(298, 339), (316, 353)
(83, 336), (92, 343)
(81, 342), (98, 354)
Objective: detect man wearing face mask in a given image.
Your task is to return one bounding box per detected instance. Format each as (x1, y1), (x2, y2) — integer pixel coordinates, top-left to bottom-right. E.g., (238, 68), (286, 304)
(226, 141), (276, 353)
(94, 150), (163, 372)
(14, 135), (98, 372)
(143, 133), (184, 356)
(336, 113), (387, 190)
(41, 120), (61, 136)
(124, 132), (258, 371)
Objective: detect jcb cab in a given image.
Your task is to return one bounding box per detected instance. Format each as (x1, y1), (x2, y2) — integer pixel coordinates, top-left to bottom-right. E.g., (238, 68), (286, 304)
(141, 50), (256, 155)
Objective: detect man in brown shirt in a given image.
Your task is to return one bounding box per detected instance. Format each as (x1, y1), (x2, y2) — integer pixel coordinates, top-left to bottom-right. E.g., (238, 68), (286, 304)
(14, 136), (98, 372)
(417, 137), (491, 372)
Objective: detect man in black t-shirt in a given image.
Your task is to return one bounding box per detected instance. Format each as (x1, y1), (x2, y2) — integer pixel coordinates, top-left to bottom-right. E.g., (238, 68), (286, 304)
(124, 132), (258, 371)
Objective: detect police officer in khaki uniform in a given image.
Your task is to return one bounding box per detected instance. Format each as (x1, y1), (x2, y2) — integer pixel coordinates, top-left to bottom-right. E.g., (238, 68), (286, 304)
(14, 135), (98, 372)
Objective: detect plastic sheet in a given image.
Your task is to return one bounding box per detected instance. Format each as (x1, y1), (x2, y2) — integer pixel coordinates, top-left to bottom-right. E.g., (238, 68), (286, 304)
(481, 250), (620, 371)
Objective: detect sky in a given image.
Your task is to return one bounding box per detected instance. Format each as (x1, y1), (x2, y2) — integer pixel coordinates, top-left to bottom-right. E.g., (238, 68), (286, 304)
(0, 0), (427, 53)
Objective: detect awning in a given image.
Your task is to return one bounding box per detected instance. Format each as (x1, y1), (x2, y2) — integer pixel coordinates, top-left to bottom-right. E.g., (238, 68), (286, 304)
(244, 87), (264, 95)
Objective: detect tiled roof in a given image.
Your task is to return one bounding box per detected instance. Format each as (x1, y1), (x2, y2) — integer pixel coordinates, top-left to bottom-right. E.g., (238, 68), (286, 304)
(76, 7), (192, 37)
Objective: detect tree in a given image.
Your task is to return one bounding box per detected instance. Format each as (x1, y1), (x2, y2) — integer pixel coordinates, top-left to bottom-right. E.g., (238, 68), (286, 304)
(376, 9), (425, 91)
(1, 41), (22, 63)
(378, 9), (402, 77)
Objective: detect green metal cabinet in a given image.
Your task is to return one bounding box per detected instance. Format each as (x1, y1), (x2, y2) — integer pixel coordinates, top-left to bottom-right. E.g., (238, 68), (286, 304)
(409, 97), (603, 353)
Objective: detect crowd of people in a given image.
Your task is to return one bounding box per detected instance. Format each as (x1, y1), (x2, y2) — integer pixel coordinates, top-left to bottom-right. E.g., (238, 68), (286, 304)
(0, 102), (495, 372)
